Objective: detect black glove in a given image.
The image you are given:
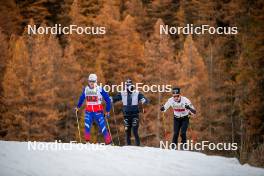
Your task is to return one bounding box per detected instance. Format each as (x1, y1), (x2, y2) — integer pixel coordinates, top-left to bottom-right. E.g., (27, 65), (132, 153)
(185, 104), (196, 114)
(160, 106), (165, 112)
(185, 104), (191, 110)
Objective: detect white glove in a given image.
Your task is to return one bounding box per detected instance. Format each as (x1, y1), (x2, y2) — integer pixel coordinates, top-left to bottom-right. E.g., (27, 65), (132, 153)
(140, 98), (146, 104)
(110, 96), (113, 103)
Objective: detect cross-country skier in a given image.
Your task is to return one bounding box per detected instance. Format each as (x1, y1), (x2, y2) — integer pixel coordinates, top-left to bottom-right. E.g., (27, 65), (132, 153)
(160, 87), (196, 146)
(112, 79), (148, 146)
(75, 74), (112, 144)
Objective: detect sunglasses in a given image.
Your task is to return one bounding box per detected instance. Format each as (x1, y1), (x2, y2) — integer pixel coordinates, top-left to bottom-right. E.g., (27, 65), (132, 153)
(173, 94), (180, 98)
(88, 80), (96, 83)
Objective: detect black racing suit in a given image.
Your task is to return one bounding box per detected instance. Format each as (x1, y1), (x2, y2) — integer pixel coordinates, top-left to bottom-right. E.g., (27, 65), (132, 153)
(113, 90), (148, 146)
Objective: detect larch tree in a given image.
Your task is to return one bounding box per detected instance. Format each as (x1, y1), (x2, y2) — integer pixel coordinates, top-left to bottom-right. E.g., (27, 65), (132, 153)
(55, 38), (82, 142)
(0, 29), (9, 105)
(2, 35), (31, 140)
(2, 21), (60, 141)
(176, 35), (209, 144)
(0, 30), (10, 138)
(15, 0), (52, 26)
(24, 22), (60, 141)
(143, 18), (176, 146)
(0, 0), (22, 36)
(235, 0), (264, 166)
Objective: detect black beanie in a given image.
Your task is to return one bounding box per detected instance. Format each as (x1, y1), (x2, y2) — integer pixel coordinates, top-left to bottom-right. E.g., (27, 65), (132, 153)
(172, 87), (180, 94)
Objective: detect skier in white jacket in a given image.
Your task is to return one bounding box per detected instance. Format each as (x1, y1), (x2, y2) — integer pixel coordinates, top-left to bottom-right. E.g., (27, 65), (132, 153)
(160, 87), (196, 145)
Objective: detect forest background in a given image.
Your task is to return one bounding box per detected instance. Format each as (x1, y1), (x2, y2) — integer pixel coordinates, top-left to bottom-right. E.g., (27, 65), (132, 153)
(0, 0), (263, 167)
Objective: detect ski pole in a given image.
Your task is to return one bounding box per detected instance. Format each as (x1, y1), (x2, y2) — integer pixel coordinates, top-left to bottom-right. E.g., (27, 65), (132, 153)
(75, 110), (82, 143)
(105, 117), (114, 145)
(142, 104), (148, 146)
(112, 104), (121, 146)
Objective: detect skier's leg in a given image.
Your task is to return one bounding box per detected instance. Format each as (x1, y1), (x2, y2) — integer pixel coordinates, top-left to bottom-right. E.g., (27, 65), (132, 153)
(124, 115), (132, 145)
(132, 114), (140, 146)
(172, 117), (181, 145)
(84, 111), (93, 142)
(180, 116), (189, 144)
(95, 112), (112, 144)
(126, 126), (132, 145)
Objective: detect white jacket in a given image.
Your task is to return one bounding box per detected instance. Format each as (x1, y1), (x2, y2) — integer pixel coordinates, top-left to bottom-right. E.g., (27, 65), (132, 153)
(163, 96), (195, 117)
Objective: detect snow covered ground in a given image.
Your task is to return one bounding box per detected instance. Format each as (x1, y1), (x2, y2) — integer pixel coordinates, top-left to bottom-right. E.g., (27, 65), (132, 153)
(0, 141), (263, 176)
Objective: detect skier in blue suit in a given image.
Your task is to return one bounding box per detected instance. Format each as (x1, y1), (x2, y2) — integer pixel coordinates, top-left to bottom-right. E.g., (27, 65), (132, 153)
(75, 74), (112, 144)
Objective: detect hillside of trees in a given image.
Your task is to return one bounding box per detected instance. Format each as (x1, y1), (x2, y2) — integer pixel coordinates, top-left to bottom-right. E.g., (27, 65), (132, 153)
(0, 0), (263, 167)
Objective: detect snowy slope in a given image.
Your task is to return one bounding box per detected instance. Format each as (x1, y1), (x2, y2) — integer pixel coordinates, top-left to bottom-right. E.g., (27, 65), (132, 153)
(0, 141), (263, 176)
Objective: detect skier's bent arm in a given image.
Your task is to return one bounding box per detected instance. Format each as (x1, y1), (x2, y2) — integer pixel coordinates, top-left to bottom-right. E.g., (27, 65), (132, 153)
(185, 99), (196, 114)
(138, 92), (149, 104)
(161, 99), (171, 112)
(187, 105), (196, 114)
(164, 100), (171, 112)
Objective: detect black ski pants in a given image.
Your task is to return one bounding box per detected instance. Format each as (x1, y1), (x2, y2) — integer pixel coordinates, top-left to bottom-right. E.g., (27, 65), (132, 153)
(172, 115), (189, 144)
(124, 113), (140, 146)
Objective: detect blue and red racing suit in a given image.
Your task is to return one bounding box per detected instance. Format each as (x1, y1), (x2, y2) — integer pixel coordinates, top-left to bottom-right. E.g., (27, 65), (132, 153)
(77, 85), (111, 144)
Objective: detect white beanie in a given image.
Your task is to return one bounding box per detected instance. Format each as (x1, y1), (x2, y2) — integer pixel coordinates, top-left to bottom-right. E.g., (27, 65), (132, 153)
(88, 73), (97, 82)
